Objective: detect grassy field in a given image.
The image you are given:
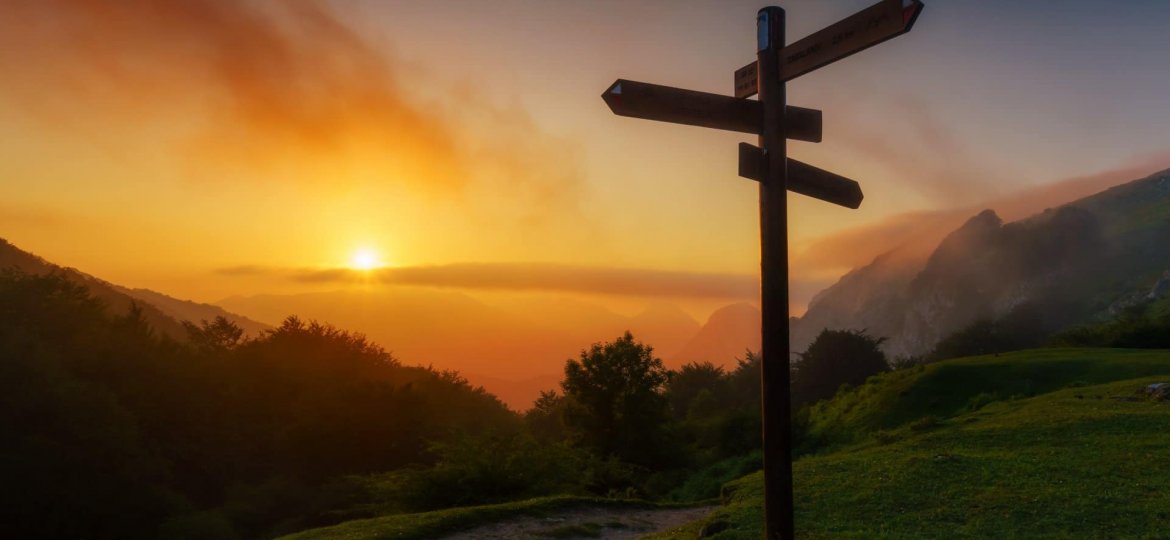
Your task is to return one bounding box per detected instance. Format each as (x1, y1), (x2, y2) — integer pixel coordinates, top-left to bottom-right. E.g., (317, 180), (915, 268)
(284, 349), (1170, 539)
(653, 348), (1170, 539)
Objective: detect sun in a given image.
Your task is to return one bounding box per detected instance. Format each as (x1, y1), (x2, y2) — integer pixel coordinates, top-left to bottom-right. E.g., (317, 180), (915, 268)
(350, 247), (381, 271)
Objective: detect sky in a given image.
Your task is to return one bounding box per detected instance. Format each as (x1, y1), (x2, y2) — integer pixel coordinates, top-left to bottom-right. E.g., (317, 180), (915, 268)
(3, 0), (1170, 320)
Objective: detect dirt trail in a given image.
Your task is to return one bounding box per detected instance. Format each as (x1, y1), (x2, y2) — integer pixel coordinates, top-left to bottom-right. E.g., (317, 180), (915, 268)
(439, 504), (714, 539)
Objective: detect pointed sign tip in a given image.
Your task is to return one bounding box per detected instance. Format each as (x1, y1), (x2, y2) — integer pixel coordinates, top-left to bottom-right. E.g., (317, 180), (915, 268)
(600, 80), (623, 109)
(601, 80), (624, 106)
(902, 0), (924, 30)
(847, 194), (864, 210)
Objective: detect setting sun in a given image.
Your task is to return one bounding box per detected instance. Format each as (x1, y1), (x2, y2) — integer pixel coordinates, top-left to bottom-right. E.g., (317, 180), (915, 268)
(350, 248), (381, 270)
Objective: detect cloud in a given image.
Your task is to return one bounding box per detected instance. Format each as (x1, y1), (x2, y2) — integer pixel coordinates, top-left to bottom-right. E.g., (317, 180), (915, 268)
(825, 96), (1006, 204)
(214, 265), (271, 277)
(794, 210), (959, 279)
(216, 262), (759, 299)
(0, 0), (584, 209)
(793, 151), (1170, 282)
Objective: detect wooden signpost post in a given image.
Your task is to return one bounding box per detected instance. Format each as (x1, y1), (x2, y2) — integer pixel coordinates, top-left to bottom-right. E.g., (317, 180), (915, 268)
(601, 1), (923, 538)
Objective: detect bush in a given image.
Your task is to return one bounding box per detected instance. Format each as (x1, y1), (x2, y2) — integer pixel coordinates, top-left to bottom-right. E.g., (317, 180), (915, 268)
(931, 304), (1047, 360)
(373, 431), (591, 512)
(965, 392), (1000, 412)
(1051, 301), (1170, 349)
(661, 452), (763, 502)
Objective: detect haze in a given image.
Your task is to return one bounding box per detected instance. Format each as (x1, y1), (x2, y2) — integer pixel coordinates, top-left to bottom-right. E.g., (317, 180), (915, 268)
(4, 0), (1170, 406)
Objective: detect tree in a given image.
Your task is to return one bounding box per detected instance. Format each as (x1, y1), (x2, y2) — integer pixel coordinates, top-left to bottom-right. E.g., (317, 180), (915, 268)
(525, 390), (568, 442)
(561, 332), (671, 466)
(930, 304), (1046, 360)
(183, 316), (245, 355)
(665, 362), (727, 421)
(793, 329), (888, 407)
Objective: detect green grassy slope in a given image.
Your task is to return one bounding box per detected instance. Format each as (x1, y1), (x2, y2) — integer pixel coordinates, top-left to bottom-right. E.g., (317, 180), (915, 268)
(805, 348), (1170, 451)
(654, 348), (1170, 539)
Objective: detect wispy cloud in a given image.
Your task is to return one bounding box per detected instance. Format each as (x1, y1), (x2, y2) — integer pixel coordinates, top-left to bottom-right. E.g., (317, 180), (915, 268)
(824, 96), (1006, 204)
(216, 262), (759, 299)
(0, 0), (584, 211)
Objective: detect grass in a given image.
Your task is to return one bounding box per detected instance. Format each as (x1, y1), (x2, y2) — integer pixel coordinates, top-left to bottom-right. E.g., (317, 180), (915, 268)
(1149, 295), (1170, 319)
(654, 348), (1170, 539)
(804, 348), (1170, 451)
(277, 496), (684, 540)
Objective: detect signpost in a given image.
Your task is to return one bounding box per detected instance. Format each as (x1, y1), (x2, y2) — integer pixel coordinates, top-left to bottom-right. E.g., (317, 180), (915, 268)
(600, 1), (923, 538)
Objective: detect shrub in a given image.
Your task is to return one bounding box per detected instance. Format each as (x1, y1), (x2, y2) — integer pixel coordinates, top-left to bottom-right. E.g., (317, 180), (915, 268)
(965, 392), (1000, 412)
(376, 431), (588, 512)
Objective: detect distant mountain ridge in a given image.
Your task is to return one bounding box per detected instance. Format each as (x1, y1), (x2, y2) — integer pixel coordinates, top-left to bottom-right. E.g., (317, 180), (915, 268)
(0, 238), (268, 340)
(792, 169), (1170, 358)
(113, 285), (271, 337)
(673, 302), (761, 367)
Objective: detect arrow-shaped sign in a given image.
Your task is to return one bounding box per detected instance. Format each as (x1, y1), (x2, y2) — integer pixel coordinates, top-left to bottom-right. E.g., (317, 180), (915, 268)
(602, 79), (822, 142)
(737, 143), (863, 209)
(734, 0), (924, 97)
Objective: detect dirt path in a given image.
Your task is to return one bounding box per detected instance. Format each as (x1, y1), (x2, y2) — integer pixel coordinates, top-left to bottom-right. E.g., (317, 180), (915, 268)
(439, 504), (714, 539)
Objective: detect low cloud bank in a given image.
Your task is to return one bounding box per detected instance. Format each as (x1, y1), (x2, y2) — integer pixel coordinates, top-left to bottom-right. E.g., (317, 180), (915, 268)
(218, 262), (760, 299)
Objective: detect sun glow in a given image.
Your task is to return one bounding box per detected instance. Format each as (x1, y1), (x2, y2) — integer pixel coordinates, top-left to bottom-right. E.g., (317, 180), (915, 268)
(350, 247), (381, 270)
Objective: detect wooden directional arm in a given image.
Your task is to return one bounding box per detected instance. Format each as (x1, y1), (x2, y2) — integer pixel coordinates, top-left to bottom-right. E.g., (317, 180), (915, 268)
(602, 79), (821, 142)
(787, 159), (863, 209)
(738, 143), (863, 208)
(734, 0), (925, 95)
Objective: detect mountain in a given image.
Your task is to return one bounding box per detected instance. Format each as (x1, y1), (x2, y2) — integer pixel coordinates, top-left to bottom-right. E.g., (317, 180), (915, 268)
(792, 169), (1170, 358)
(112, 285), (270, 337)
(629, 302), (702, 361)
(672, 302), (761, 368)
(0, 238), (268, 341)
(0, 238), (189, 339)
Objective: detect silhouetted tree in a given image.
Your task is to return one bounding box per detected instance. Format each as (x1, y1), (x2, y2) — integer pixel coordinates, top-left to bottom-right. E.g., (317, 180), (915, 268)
(561, 332), (671, 466)
(525, 390), (568, 442)
(183, 316), (245, 354)
(793, 329), (888, 407)
(665, 362), (727, 420)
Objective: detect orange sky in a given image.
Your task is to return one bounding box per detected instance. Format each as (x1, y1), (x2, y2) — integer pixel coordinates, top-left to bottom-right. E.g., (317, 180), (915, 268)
(3, 0), (1170, 320)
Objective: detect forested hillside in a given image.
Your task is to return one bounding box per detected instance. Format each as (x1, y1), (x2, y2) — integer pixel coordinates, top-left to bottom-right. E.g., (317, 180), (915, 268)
(0, 271), (513, 538)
